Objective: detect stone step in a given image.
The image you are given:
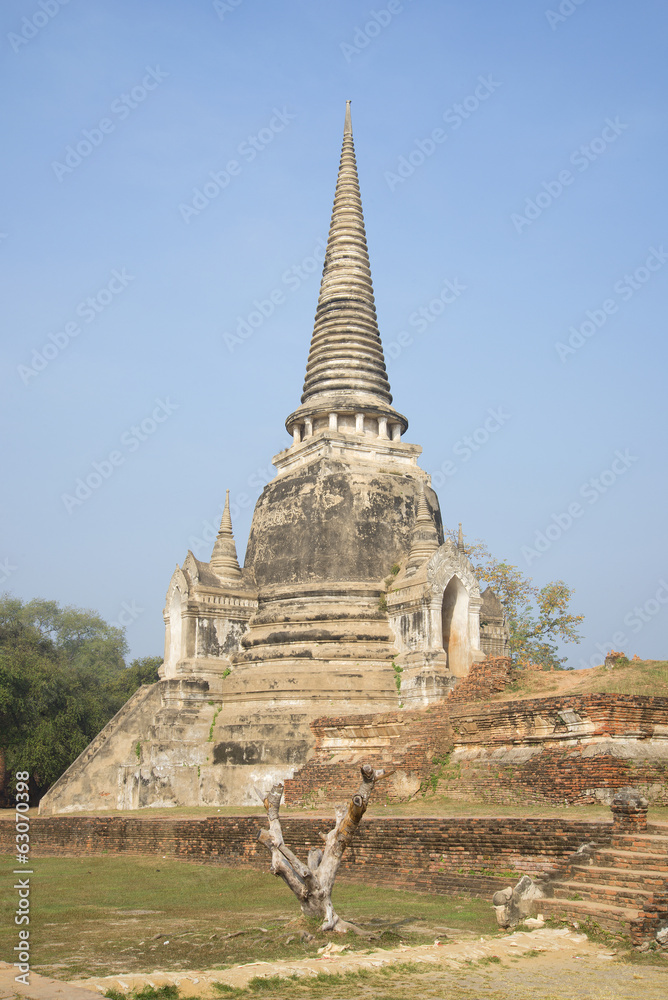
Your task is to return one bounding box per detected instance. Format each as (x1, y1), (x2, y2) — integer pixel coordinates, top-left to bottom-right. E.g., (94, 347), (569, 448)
(612, 833), (668, 854)
(211, 728), (313, 744)
(227, 654), (395, 670)
(597, 847), (668, 871)
(552, 879), (652, 907)
(209, 739), (312, 767)
(141, 740), (312, 767)
(215, 713), (313, 726)
(235, 635), (394, 666)
(219, 692), (399, 711)
(222, 664), (395, 682)
(148, 720), (312, 740)
(148, 728), (213, 743)
(569, 864), (668, 891)
(250, 608), (389, 626)
(242, 620), (395, 646)
(538, 897), (639, 933)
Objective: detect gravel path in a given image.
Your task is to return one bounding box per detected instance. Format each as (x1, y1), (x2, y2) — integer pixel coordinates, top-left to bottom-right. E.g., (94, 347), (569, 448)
(68, 927), (668, 998)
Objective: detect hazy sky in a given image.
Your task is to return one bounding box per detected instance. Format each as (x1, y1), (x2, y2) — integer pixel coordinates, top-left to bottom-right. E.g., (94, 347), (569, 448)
(2, 0), (667, 668)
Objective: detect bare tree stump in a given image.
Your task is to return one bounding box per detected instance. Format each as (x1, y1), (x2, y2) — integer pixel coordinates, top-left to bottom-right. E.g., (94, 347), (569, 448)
(256, 763), (393, 932)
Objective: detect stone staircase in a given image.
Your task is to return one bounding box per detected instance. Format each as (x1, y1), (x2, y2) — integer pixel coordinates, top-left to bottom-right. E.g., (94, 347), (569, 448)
(39, 683), (164, 815)
(539, 826), (668, 938)
(535, 790), (668, 946)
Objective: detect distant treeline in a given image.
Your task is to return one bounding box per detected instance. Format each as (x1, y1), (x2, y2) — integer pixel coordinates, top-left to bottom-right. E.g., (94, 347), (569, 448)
(0, 595), (161, 804)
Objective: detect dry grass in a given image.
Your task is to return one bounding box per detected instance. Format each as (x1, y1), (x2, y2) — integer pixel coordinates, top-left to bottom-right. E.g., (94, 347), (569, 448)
(491, 659), (668, 702)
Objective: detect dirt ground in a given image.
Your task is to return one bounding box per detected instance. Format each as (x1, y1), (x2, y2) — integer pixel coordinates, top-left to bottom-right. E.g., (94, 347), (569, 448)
(68, 927), (668, 999)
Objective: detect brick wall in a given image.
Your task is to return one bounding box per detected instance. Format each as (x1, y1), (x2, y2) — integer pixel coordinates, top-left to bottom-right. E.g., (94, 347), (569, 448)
(445, 694), (668, 806)
(440, 748), (668, 806)
(282, 707), (454, 806)
(448, 693), (668, 743)
(0, 815), (613, 898)
(446, 657), (517, 703)
(283, 693), (668, 808)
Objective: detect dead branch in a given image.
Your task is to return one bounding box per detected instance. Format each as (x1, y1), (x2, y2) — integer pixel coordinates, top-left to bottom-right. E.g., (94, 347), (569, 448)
(256, 763), (394, 932)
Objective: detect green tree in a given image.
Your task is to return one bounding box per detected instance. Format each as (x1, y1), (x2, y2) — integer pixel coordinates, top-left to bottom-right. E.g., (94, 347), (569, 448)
(452, 537), (584, 668)
(0, 595), (162, 801)
(111, 655), (162, 701)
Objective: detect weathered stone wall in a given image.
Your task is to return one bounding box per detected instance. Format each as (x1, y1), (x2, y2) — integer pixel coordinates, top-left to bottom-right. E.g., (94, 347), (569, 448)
(444, 747), (668, 807)
(282, 707), (453, 806)
(446, 694), (668, 806)
(244, 465), (440, 588)
(283, 692), (668, 808)
(0, 815), (612, 897)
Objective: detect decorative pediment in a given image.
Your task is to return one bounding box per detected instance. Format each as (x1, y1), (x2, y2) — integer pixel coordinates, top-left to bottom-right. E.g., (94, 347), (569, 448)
(427, 542), (480, 598)
(180, 550), (224, 589)
(164, 563), (190, 614)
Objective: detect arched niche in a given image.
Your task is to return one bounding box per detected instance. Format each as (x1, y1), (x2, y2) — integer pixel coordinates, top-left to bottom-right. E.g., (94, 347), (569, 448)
(441, 575), (469, 677)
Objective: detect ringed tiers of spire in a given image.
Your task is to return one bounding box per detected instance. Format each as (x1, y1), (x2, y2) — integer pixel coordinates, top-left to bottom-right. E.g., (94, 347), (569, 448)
(285, 101), (408, 442)
(209, 490), (242, 581)
(405, 483), (440, 572)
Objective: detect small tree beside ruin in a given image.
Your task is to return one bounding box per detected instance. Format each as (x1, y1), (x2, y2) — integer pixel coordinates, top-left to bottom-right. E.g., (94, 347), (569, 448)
(449, 533), (584, 668)
(257, 764), (393, 933)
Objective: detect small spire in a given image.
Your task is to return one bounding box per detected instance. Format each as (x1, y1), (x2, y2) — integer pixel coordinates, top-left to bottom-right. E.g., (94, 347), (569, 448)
(405, 483), (440, 573)
(457, 523), (465, 552)
(210, 490), (242, 581)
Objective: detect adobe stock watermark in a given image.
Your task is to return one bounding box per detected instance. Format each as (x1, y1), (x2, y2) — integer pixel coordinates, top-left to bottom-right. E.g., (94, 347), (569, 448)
(61, 398), (179, 514)
(13, 768), (32, 986)
(187, 459), (276, 557)
(385, 277), (467, 360)
(555, 246), (667, 362)
(111, 600), (144, 631)
(17, 268), (135, 385)
(430, 406), (511, 488)
(8, 0), (71, 54)
(576, 578), (668, 669)
(213, 0), (243, 21)
(521, 449), (638, 566)
(0, 558), (18, 585)
(179, 107), (296, 224)
(545, 0), (589, 31)
(223, 237), (325, 352)
(384, 75), (502, 192)
(511, 117), (629, 234)
(51, 67), (168, 181)
(340, 0), (414, 63)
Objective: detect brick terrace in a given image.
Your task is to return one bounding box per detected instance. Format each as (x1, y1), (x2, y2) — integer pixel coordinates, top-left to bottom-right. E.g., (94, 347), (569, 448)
(0, 813), (614, 898)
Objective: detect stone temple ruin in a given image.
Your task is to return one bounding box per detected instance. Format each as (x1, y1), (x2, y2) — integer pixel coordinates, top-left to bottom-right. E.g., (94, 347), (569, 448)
(40, 103), (509, 815)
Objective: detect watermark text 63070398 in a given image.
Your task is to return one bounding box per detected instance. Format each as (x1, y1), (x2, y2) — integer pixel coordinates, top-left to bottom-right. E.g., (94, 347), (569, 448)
(13, 771), (32, 985)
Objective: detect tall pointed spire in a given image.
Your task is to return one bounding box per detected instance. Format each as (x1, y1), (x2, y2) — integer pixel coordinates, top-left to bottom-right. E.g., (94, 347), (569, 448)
(301, 100), (391, 406)
(406, 484), (440, 573)
(210, 490), (242, 581)
(285, 102), (408, 445)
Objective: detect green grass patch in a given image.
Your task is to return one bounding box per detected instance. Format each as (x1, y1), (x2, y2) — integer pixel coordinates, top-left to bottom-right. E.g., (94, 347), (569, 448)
(105, 989), (179, 1000)
(0, 854), (496, 981)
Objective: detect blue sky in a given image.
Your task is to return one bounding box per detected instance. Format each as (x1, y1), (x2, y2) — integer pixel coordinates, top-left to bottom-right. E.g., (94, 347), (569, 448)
(1, 0), (667, 668)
